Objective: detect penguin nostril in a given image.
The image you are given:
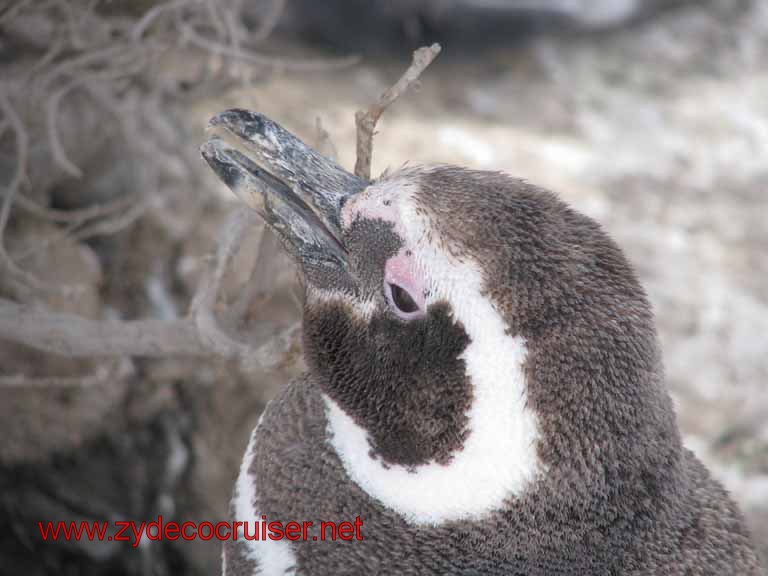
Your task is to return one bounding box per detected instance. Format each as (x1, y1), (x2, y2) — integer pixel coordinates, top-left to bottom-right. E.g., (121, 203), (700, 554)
(386, 282), (422, 318)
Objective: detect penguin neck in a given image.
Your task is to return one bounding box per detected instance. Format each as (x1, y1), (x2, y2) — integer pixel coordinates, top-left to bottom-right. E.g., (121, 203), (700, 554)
(323, 260), (543, 526)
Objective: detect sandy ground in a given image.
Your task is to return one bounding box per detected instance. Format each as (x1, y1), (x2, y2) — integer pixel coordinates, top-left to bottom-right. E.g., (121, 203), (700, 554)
(196, 0), (768, 560)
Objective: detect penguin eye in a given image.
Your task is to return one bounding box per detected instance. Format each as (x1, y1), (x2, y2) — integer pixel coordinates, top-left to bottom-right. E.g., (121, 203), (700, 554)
(386, 282), (423, 319)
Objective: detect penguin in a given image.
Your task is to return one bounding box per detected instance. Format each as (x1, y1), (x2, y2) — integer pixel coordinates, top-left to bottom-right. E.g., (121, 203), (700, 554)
(201, 109), (763, 576)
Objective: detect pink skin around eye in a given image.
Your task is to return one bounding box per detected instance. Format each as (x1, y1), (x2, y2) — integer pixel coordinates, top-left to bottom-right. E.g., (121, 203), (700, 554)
(384, 249), (427, 319)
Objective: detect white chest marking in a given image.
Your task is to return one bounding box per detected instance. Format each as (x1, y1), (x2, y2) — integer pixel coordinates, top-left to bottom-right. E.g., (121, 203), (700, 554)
(323, 250), (541, 525)
(329, 170), (541, 525)
(230, 412), (296, 575)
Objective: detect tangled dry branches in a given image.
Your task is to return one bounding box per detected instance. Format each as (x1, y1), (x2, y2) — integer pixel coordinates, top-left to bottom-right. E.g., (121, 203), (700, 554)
(0, 0), (438, 390)
(354, 43), (441, 179)
(0, 0), (355, 382)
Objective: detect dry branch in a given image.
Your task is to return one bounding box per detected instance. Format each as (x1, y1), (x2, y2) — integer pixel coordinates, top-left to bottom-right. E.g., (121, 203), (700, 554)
(314, 116), (338, 162)
(252, 0), (286, 43)
(131, 0), (200, 41)
(46, 80), (85, 178)
(0, 86), (53, 298)
(0, 298), (292, 360)
(0, 0), (330, 374)
(228, 227), (282, 322)
(13, 191), (136, 225)
(181, 25), (360, 72)
(0, 299), (207, 357)
(354, 43), (441, 179)
(190, 208), (255, 358)
(71, 196), (154, 241)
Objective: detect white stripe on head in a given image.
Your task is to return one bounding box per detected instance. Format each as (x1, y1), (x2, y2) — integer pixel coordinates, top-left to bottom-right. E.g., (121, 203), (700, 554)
(232, 412), (296, 575)
(326, 170), (542, 525)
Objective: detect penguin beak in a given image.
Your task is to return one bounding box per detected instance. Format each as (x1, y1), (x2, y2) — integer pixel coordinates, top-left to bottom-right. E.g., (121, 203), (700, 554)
(200, 109), (367, 273)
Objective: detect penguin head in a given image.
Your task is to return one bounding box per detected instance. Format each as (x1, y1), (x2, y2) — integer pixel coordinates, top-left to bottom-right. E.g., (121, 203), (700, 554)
(203, 111), (679, 523)
(307, 163), (677, 467)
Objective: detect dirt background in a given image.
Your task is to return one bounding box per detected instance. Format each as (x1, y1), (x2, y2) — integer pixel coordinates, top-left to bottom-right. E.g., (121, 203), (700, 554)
(0, 0), (766, 574)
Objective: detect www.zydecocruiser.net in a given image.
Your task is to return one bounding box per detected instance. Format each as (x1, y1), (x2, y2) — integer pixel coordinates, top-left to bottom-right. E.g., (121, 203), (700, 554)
(38, 515), (365, 548)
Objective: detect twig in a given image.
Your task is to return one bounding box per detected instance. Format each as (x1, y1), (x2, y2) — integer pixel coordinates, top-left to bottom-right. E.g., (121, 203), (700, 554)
(0, 87), (53, 297)
(29, 37), (65, 78)
(252, 0), (285, 43)
(11, 218), (82, 264)
(36, 45), (127, 93)
(190, 208), (254, 358)
(0, 0), (35, 24)
(0, 90), (28, 230)
(315, 116), (338, 162)
(181, 25), (360, 72)
(204, 0), (228, 41)
(131, 0), (201, 41)
(12, 195), (154, 266)
(241, 321), (301, 372)
(46, 80), (84, 178)
(71, 196), (153, 240)
(354, 43), (441, 180)
(53, 0), (87, 51)
(227, 226), (283, 323)
(13, 192), (136, 225)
